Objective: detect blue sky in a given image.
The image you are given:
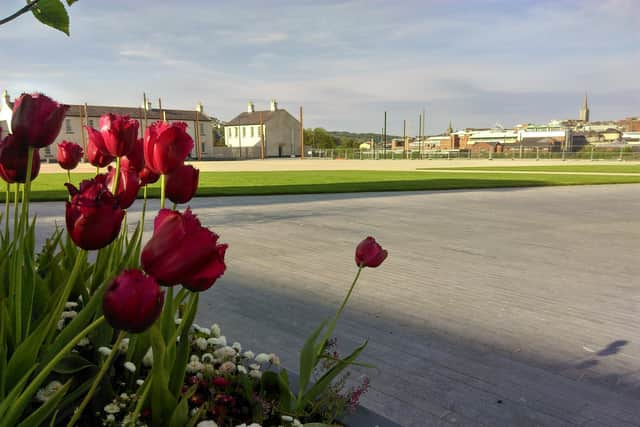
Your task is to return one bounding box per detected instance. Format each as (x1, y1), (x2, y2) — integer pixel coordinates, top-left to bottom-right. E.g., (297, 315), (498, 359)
(1, 0), (638, 134)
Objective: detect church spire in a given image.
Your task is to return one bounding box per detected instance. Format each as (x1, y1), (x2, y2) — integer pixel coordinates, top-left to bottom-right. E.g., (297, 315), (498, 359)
(579, 92), (590, 122)
(447, 120), (453, 135)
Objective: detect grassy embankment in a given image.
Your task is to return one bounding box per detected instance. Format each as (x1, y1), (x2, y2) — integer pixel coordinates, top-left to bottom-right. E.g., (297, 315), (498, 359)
(5, 166), (640, 202)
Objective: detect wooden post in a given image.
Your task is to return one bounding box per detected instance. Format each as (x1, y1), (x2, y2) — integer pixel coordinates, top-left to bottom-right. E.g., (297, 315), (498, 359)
(403, 119), (407, 159)
(83, 103), (89, 160)
(195, 108), (202, 160)
(238, 125), (242, 159)
(383, 111), (387, 159)
(259, 112), (265, 160)
(79, 103), (87, 158)
(299, 106), (304, 160)
(158, 98), (163, 121)
(143, 93), (149, 129)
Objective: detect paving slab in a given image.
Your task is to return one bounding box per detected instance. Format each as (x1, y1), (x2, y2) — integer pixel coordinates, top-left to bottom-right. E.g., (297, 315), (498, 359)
(29, 184), (640, 426)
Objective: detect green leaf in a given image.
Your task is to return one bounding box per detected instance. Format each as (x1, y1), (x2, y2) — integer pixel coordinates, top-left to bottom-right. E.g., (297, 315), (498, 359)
(298, 319), (327, 398)
(298, 340), (368, 411)
(53, 353), (96, 374)
(16, 379), (71, 427)
(31, 0), (70, 36)
(278, 369), (294, 412)
(66, 0), (78, 5)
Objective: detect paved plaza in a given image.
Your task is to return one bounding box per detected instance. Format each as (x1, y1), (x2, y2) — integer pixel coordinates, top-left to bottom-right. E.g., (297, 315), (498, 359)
(32, 184), (640, 426)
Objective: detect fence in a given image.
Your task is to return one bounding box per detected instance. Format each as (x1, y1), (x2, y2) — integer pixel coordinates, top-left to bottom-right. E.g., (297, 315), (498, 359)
(305, 147), (640, 161)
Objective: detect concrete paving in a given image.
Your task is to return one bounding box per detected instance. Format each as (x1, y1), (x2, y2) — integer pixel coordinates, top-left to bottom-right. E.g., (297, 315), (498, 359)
(30, 184), (640, 426)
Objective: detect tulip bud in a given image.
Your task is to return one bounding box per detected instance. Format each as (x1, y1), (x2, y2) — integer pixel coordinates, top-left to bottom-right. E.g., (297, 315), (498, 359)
(143, 121), (194, 175)
(103, 269), (164, 333)
(0, 135), (41, 183)
(139, 167), (160, 185)
(141, 208), (227, 292)
(105, 165), (141, 209)
(355, 236), (387, 268)
(98, 114), (140, 157)
(166, 164), (199, 204)
(11, 93), (69, 148)
(65, 175), (125, 250)
(86, 129), (115, 167)
(57, 141), (83, 170)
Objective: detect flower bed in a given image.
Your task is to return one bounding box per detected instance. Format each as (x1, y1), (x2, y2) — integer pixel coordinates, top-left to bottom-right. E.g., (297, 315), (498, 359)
(0, 93), (388, 427)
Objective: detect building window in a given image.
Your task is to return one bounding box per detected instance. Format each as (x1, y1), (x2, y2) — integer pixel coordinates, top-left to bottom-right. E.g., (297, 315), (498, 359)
(200, 123), (205, 135)
(201, 142), (206, 153)
(88, 119), (94, 128)
(234, 128), (238, 137)
(65, 119), (73, 134)
(242, 127), (246, 137)
(250, 126), (254, 137)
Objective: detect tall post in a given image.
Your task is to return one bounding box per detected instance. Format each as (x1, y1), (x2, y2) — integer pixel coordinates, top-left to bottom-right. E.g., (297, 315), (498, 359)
(403, 119), (407, 159)
(238, 125), (242, 159)
(299, 106), (304, 160)
(195, 108), (202, 160)
(383, 111), (387, 159)
(79, 102), (87, 158)
(83, 103), (89, 160)
(259, 112), (265, 160)
(158, 98), (164, 121)
(143, 93), (149, 129)
(590, 145), (594, 161)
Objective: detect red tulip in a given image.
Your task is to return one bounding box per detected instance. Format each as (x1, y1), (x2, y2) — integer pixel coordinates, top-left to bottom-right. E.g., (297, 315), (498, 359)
(86, 128), (115, 167)
(141, 208), (227, 292)
(139, 167), (160, 185)
(57, 141), (83, 170)
(355, 236), (387, 268)
(11, 93), (69, 148)
(143, 121), (193, 175)
(165, 165), (199, 204)
(65, 175), (125, 250)
(103, 269), (164, 333)
(97, 114), (139, 157)
(121, 138), (145, 172)
(105, 165), (141, 209)
(0, 135), (41, 183)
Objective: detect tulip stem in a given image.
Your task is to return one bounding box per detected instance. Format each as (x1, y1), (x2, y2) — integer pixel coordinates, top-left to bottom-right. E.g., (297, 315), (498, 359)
(172, 202), (177, 211)
(13, 184), (19, 238)
(318, 266), (363, 356)
(4, 316), (106, 427)
(67, 330), (127, 427)
(19, 147), (34, 234)
(112, 156), (121, 195)
(96, 166), (100, 175)
(66, 170), (72, 201)
(4, 182), (9, 238)
(160, 174), (166, 209)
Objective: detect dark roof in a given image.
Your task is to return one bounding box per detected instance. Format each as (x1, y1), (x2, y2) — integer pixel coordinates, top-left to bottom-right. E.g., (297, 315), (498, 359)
(63, 104), (217, 122)
(226, 110), (284, 126)
(520, 137), (562, 147)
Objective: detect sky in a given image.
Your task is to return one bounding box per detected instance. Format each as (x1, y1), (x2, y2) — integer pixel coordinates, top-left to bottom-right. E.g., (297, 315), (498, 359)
(0, 0), (639, 135)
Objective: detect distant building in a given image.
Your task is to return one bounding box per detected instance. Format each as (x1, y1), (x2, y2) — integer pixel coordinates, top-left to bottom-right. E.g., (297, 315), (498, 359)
(225, 100), (301, 157)
(0, 90), (221, 162)
(579, 93), (590, 122)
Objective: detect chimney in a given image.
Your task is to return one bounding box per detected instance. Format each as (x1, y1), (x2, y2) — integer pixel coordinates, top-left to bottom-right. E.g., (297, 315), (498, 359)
(196, 101), (204, 113)
(247, 101), (255, 113)
(270, 99), (278, 112)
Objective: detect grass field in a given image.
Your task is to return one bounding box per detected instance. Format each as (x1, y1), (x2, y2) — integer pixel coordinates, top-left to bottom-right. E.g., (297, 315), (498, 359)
(430, 165), (640, 173)
(3, 170), (640, 202)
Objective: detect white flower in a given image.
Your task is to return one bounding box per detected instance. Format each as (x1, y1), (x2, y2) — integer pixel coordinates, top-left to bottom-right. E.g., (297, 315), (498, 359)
(207, 336), (227, 347)
(175, 318), (183, 325)
(120, 393), (129, 400)
(281, 415), (293, 422)
(77, 337), (90, 347)
(190, 354), (200, 363)
(106, 414), (115, 422)
(232, 342), (242, 353)
(236, 424), (261, 427)
(255, 353), (270, 364)
(65, 301), (78, 309)
(237, 365), (247, 374)
(56, 319), (65, 330)
(202, 353), (214, 363)
(197, 421), (219, 427)
(118, 338), (130, 353)
(61, 310), (77, 319)
(243, 351), (255, 360)
(104, 402), (120, 414)
(136, 379), (145, 386)
(142, 348), (153, 367)
(193, 324), (211, 336)
(186, 361), (204, 374)
(214, 346), (236, 360)
(195, 337), (208, 351)
(98, 347), (112, 357)
(249, 363), (261, 371)
(219, 361), (236, 373)
(35, 381), (63, 402)
(249, 370), (262, 379)
(269, 353), (280, 366)
(292, 420), (303, 427)
(210, 323), (221, 337)
(124, 361), (136, 373)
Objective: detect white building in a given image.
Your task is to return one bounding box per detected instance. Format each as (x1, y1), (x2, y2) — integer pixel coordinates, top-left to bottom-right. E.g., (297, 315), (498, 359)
(0, 90), (222, 162)
(225, 100), (301, 157)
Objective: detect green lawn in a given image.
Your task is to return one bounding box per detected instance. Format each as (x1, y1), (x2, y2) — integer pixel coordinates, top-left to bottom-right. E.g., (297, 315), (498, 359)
(4, 170), (640, 202)
(429, 165), (640, 173)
